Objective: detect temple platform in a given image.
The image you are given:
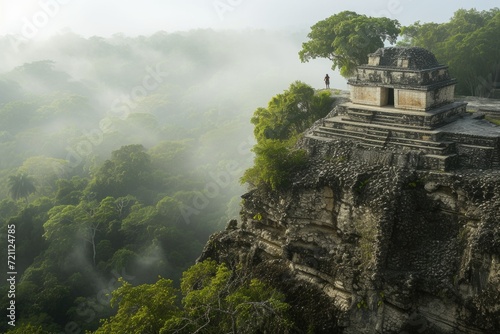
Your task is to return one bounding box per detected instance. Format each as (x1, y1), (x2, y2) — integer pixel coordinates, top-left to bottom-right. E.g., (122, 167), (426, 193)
(308, 47), (500, 171)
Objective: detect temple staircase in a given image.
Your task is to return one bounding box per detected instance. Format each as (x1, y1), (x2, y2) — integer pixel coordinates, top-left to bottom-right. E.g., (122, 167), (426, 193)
(309, 115), (458, 170)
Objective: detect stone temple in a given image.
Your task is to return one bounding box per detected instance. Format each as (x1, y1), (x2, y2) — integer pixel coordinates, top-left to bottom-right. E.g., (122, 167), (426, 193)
(311, 47), (500, 170)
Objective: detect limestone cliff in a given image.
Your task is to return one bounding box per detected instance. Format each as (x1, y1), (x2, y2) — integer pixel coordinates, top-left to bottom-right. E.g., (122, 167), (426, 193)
(199, 132), (500, 333)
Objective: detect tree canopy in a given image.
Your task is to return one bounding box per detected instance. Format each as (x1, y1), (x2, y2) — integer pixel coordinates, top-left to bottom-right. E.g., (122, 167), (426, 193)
(241, 81), (333, 190)
(8, 173), (36, 204)
(299, 11), (400, 77)
(92, 260), (292, 334)
(400, 8), (500, 96)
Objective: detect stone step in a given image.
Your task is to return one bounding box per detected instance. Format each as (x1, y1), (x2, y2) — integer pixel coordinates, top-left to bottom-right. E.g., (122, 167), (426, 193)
(386, 141), (449, 155)
(313, 129), (386, 147)
(306, 135), (334, 142)
(456, 143), (497, 150)
(425, 153), (457, 160)
(324, 120), (388, 135)
(347, 110), (374, 117)
(337, 117), (433, 131)
(314, 129), (449, 154)
(490, 150), (500, 168)
(318, 126), (388, 141)
(326, 119), (435, 141)
(424, 154), (458, 171)
(331, 124), (448, 148)
(387, 136), (452, 148)
(373, 114), (404, 121)
(315, 125), (455, 155)
(372, 115), (423, 127)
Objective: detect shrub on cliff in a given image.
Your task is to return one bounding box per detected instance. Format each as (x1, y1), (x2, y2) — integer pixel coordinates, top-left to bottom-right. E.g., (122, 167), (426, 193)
(241, 137), (308, 190)
(242, 81), (333, 190)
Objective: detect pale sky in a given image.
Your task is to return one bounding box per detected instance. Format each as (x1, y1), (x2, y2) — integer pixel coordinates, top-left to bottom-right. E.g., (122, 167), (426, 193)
(0, 0), (497, 38)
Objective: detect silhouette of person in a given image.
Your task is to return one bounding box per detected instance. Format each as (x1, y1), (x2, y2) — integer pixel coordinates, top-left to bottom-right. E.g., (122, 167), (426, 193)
(324, 74), (330, 89)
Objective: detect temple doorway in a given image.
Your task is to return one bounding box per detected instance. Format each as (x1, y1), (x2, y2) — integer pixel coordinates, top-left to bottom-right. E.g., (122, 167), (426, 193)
(387, 88), (395, 106)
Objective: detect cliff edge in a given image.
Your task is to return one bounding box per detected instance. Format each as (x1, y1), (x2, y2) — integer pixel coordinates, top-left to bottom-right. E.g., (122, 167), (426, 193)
(199, 135), (500, 333)
(199, 47), (500, 333)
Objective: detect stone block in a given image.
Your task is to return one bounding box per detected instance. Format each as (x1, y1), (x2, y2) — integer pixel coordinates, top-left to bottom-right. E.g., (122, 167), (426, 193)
(395, 89), (427, 110)
(351, 85), (387, 106)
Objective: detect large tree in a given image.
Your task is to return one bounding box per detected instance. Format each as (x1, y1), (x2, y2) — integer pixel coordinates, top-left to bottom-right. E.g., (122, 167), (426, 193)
(299, 11), (400, 77)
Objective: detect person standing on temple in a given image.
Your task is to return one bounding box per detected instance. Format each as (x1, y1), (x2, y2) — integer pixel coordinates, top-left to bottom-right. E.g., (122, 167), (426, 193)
(324, 74), (330, 89)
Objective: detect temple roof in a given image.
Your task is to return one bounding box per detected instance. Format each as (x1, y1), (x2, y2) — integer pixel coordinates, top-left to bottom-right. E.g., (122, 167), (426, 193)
(369, 47), (441, 70)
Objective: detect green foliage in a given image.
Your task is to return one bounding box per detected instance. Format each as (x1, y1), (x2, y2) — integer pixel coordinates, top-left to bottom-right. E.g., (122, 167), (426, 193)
(0, 29), (323, 333)
(242, 81), (333, 190)
(8, 172), (36, 203)
(354, 178), (371, 194)
(86, 144), (153, 201)
(407, 178), (423, 189)
(486, 116), (500, 125)
(92, 260), (292, 334)
(0, 101), (37, 132)
(18, 156), (69, 197)
(93, 278), (180, 334)
(253, 213), (263, 221)
(251, 81), (332, 142)
(6, 323), (52, 333)
(242, 138), (307, 190)
(0, 199), (19, 221)
(55, 176), (88, 205)
(401, 8), (500, 96)
(299, 11), (400, 76)
(357, 299), (368, 309)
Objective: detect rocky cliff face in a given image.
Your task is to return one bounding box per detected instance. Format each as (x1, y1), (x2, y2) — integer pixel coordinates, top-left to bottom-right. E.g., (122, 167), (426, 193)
(199, 128), (500, 333)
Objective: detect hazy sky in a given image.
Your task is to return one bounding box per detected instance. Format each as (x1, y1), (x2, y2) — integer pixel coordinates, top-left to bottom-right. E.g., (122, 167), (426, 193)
(0, 0), (496, 38)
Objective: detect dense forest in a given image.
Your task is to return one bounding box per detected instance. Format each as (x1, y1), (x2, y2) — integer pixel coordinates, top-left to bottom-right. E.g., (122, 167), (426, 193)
(1, 7), (499, 333)
(400, 8), (500, 97)
(0, 29), (332, 333)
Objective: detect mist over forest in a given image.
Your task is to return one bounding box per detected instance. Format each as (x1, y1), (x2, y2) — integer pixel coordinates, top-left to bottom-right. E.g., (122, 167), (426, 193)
(0, 29), (335, 191)
(1, 5), (499, 332)
(0, 29), (340, 332)
(0, 28), (341, 201)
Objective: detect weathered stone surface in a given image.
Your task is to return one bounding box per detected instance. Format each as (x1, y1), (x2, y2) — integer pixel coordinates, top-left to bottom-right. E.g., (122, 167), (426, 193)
(198, 49), (500, 334)
(315, 47), (500, 171)
(199, 137), (500, 333)
(369, 47), (440, 69)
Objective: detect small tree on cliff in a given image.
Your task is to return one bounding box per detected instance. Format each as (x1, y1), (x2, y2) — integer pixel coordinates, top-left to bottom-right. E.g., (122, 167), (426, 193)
(299, 11), (400, 76)
(241, 81), (333, 190)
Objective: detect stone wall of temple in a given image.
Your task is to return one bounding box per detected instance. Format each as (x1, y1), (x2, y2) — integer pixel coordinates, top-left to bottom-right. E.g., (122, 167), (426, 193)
(351, 85), (387, 106)
(200, 135), (500, 333)
(395, 89), (427, 110)
(353, 67), (451, 87)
